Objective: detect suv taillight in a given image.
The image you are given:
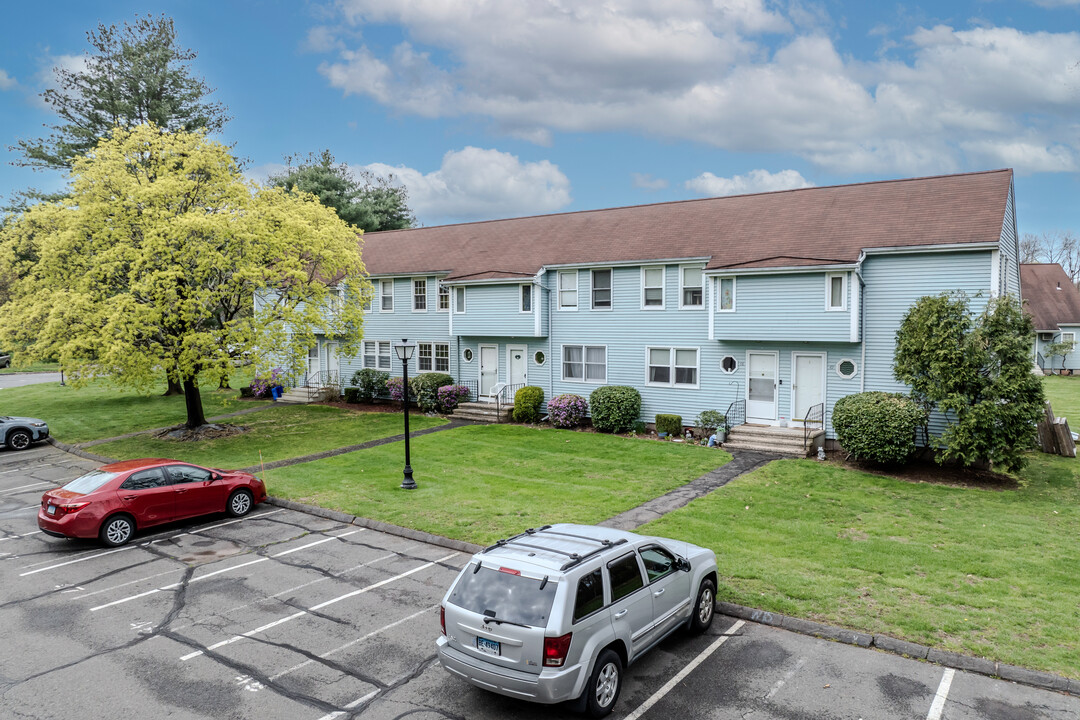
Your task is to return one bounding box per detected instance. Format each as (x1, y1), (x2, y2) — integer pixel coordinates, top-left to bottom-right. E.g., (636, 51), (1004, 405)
(543, 632), (573, 667)
(440, 605), (446, 636)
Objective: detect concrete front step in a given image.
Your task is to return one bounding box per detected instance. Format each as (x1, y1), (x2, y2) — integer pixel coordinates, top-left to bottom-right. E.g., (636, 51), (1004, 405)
(725, 425), (824, 457)
(722, 440), (809, 458)
(452, 402), (512, 423)
(279, 387), (336, 403)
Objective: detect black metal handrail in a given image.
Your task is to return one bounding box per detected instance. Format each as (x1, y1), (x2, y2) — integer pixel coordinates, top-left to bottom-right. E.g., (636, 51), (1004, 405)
(497, 383), (526, 420)
(1037, 351), (1046, 370)
(725, 399), (745, 431)
(798, 402), (825, 450)
(461, 380), (479, 402)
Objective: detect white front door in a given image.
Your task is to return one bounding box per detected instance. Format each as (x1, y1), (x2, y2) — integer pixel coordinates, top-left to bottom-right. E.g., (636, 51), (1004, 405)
(306, 344), (320, 386)
(508, 345), (527, 387)
(325, 342), (339, 385)
(746, 351), (778, 422)
(792, 353), (825, 421)
(479, 345), (499, 399)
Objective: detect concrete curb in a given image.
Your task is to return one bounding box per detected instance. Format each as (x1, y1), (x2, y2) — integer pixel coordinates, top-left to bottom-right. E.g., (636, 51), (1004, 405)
(717, 601), (1075, 697)
(265, 496), (484, 556)
(45, 437), (118, 465)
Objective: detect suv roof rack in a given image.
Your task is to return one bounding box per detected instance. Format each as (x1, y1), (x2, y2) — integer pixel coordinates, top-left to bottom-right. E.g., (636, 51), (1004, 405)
(482, 526), (628, 571)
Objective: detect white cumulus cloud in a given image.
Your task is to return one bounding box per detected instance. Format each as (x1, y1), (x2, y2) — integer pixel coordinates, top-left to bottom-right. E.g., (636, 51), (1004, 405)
(364, 146), (571, 223)
(0, 69), (16, 91)
(686, 169), (814, 196)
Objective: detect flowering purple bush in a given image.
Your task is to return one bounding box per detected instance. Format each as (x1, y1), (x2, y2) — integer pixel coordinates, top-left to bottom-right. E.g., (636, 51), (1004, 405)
(548, 393), (588, 428)
(386, 376), (407, 402)
(437, 385), (471, 413)
(250, 368), (286, 397)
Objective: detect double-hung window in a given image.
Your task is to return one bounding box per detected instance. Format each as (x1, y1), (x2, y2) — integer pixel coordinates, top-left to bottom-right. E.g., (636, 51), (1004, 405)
(680, 266), (703, 308)
(826, 273), (847, 311)
(438, 284), (450, 311)
(417, 342), (450, 372)
(380, 280), (394, 312)
(647, 347), (699, 388)
(642, 267), (664, 308)
(521, 284), (532, 312)
(377, 341), (391, 370)
(363, 341), (376, 368)
(363, 341), (392, 370)
(361, 290), (371, 312)
(559, 271), (578, 310)
(434, 343), (450, 372)
(591, 269), (612, 309)
(454, 286), (466, 313)
(562, 345), (606, 383)
(417, 342), (433, 371)
(1063, 332), (1076, 344)
(413, 278), (427, 311)
(718, 277), (735, 311)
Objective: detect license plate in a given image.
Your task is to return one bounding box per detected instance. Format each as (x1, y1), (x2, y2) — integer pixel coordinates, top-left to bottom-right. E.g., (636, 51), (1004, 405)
(46, 504), (56, 515)
(476, 637), (501, 656)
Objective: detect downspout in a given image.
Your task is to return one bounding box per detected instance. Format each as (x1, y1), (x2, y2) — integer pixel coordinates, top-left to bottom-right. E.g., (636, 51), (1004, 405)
(544, 269), (553, 409)
(856, 257), (866, 394)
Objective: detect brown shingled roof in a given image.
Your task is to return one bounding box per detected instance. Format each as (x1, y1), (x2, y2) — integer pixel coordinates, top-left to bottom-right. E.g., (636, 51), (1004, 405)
(362, 169), (1013, 280)
(1020, 263), (1080, 331)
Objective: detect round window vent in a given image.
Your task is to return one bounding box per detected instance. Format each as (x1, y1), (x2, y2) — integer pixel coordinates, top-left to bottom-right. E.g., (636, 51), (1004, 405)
(720, 356), (737, 374)
(462, 348), (474, 362)
(836, 358), (857, 379)
(534, 351), (546, 365)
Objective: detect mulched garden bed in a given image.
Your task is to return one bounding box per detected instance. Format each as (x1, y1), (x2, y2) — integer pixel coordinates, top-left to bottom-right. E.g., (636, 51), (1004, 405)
(826, 451), (1019, 490)
(153, 423), (249, 442)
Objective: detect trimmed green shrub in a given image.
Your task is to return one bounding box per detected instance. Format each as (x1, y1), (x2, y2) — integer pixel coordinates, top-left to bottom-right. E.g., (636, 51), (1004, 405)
(344, 387), (362, 403)
(695, 410), (726, 436)
(832, 391), (929, 465)
(351, 368), (389, 403)
(589, 385), (642, 433)
(513, 386), (545, 423)
(548, 394), (588, 428)
(239, 386), (254, 398)
(655, 414), (683, 436)
(409, 372), (454, 413)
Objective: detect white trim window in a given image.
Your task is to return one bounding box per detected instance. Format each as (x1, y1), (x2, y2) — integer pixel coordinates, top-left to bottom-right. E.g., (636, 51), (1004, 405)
(438, 284), (450, 312)
(418, 342), (433, 371)
(559, 270), (578, 310)
(520, 284), (532, 313)
(416, 342), (449, 372)
(647, 347), (699, 388)
(361, 288), (372, 312)
(1062, 332), (1076, 344)
(413, 278), (427, 311)
(642, 266), (664, 309)
(378, 341), (392, 370)
(826, 273), (847, 311)
(717, 277), (735, 312)
(680, 266), (703, 308)
(562, 344), (606, 383)
(380, 280), (394, 312)
(434, 342), (450, 372)
(364, 340), (392, 370)
(454, 286), (466, 314)
(363, 340), (376, 368)
(591, 269), (612, 309)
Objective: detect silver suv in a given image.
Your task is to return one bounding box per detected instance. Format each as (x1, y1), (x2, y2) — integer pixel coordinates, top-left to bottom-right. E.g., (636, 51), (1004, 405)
(436, 524), (718, 717)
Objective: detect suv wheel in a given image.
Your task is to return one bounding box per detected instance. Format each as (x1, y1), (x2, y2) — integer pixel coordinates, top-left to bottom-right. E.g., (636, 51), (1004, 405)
(6, 430), (32, 451)
(690, 579), (716, 634)
(583, 649), (622, 718)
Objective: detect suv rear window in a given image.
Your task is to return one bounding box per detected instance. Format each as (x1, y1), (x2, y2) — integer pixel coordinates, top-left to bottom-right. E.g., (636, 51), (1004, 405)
(449, 565), (558, 627)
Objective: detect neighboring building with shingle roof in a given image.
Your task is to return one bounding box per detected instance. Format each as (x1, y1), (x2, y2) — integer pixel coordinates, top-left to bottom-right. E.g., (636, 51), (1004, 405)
(297, 169), (1020, 451)
(1021, 263), (1080, 373)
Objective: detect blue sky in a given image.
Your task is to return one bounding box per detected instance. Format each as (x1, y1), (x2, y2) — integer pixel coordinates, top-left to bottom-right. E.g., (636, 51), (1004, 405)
(1, 0), (1078, 237)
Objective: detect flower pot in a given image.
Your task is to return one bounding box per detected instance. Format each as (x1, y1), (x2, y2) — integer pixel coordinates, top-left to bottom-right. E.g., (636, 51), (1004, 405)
(657, 431), (668, 438)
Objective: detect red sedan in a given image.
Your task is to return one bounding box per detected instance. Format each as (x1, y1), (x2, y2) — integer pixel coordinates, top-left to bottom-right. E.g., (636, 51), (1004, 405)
(38, 458), (267, 547)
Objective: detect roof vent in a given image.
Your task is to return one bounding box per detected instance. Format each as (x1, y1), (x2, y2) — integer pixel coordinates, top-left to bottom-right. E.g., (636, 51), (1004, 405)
(1057, 282), (1062, 290)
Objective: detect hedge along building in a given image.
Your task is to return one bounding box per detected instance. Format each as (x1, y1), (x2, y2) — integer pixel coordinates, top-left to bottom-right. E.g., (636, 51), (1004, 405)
(309, 169), (1020, 446)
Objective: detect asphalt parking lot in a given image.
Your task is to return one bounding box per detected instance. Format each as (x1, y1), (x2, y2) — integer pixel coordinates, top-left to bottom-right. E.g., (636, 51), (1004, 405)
(1, 444), (1078, 719)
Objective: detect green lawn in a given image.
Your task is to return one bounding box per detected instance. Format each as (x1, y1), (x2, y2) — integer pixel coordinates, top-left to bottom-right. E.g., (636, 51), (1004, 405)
(94, 404), (447, 468)
(1042, 374), (1080, 424)
(0, 360), (61, 375)
(0, 374), (267, 443)
(268, 425), (731, 545)
(641, 454), (1080, 679)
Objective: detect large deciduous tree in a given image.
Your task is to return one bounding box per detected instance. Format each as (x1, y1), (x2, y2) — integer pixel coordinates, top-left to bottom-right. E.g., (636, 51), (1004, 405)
(13, 14), (228, 170)
(268, 150), (415, 232)
(0, 125), (367, 429)
(893, 293), (1044, 472)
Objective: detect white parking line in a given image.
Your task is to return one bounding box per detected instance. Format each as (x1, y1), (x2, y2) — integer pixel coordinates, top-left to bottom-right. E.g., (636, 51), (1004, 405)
(622, 620), (745, 720)
(316, 689), (380, 720)
(926, 668), (955, 720)
(90, 531), (361, 611)
(270, 604), (437, 681)
(0, 531), (41, 543)
(19, 509), (285, 576)
(179, 552), (458, 661)
(0, 463), (59, 475)
(0, 481), (51, 494)
(765, 655), (808, 700)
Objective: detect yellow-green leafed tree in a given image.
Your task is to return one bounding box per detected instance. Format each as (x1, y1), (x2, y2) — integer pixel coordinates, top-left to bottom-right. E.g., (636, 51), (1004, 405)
(0, 124), (368, 429)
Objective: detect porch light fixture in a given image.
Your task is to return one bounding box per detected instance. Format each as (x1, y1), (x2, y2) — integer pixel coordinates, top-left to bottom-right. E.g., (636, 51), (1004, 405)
(394, 338), (418, 490)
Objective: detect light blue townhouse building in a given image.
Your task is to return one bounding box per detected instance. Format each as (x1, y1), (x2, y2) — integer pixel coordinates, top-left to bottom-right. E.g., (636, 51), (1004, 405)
(1021, 262), (1080, 374)
(299, 169), (1021, 452)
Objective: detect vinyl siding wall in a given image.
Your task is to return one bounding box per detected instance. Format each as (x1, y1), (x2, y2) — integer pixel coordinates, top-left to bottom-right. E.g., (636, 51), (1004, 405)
(1000, 182), (1021, 297)
(713, 271), (853, 342)
(452, 283), (539, 337)
(1036, 326), (1080, 371)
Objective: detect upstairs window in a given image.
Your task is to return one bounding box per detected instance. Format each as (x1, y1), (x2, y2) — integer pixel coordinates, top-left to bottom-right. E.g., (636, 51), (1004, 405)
(380, 280), (394, 312)
(438, 284), (450, 311)
(826, 273), (847, 311)
(718, 277), (735, 312)
(521, 284), (532, 313)
(455, 286), (466, 313)
(592, 269), (612, 309)
(559, 270), (578, 309)
(413, 278), (427, 311)
(642, 267), (664, 309)
(361, 289), (372, 312)
(680, 266), (703, 308)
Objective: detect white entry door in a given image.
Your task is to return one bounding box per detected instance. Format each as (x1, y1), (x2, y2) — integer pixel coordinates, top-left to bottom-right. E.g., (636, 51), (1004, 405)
(792, 352), (825, 421)
(306, 344), (320, 386)
(508, 345), (527, 387)
(325, 342), (339, 385)
(746, 351), (778, 422)
(479, 345), (499, 399)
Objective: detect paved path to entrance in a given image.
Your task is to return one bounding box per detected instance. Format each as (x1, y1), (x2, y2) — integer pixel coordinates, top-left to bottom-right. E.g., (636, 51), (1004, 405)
(600, 450), (778, 531)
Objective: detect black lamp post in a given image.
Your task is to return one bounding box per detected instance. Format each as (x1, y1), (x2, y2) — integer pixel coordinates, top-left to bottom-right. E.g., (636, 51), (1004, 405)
(395, 338), (418, 490)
